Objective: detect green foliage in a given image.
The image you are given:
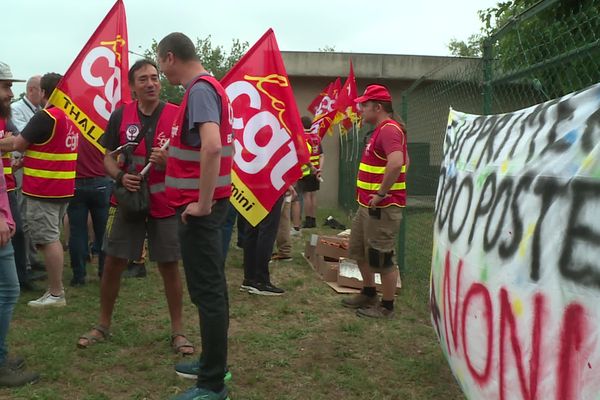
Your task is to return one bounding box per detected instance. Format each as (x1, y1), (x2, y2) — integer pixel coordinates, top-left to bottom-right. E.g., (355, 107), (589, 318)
(141, 36), (249, 104)
(448, 0), (600, 102)
(447, 34), (484, 57)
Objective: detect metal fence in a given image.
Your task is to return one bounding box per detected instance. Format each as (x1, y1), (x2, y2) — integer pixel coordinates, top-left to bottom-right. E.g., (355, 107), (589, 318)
(339, 0), (600, 272)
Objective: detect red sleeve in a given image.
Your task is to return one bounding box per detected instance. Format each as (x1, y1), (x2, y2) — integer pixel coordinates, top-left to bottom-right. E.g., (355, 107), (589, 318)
(375, 124), (406, 156)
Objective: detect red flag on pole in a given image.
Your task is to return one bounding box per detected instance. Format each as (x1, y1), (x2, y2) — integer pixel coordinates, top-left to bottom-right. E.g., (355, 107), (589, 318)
(307, 81), (333, 115)
(48, 0), (130, 153)
(333, 61), (360, 134)
(310, 77), (341, 138)
(221, 29), (309, 226)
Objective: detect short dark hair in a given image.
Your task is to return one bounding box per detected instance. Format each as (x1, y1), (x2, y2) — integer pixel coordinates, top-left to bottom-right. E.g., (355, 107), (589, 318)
(157, 32), (198, 62)
(301, 116), (312, 130)
(128, 59), (158, 85)
(40, 73), (62, 98)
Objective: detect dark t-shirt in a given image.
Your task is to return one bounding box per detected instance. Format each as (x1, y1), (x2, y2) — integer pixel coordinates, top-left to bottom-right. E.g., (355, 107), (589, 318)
(182, 74), (221, 147)
(20, 109), (54, 144)
(100, 105), (155, 152)
(5, 119), (19, 135)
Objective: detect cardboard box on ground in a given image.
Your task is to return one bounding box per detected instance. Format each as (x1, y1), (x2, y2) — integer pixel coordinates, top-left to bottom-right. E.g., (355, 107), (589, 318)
(303, 234), (401, 293)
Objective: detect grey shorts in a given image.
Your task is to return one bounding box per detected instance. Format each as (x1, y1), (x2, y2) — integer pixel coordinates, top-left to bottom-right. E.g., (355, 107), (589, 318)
(24, 197), (68, 246)
(348, 205), (403, 272)
(104, 207), (180, 263)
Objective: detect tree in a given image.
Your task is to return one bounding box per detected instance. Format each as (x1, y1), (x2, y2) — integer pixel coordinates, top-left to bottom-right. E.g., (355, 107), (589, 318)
(449, 0), (599, 98)
(141, 36), (248, 104)
(448, 34), (483, 57)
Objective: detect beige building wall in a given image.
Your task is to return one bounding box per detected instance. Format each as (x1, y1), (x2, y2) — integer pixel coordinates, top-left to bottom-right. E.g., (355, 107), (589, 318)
(282, 51), (480, 208)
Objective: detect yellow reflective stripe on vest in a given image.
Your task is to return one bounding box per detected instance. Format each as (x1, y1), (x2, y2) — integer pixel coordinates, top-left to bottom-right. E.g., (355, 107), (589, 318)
(165, 175), (231, 190)
(25, 150), (77, 161)
(359, 162), (406, 174)
(149, 183), (165, 194)
(23, 167), (76, 180)
(3, 167), (11, 175)
(356, 180), (406, 191)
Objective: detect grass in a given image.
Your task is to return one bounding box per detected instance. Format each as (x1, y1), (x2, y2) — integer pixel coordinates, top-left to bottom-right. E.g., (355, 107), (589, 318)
(2, 207), (463, 400)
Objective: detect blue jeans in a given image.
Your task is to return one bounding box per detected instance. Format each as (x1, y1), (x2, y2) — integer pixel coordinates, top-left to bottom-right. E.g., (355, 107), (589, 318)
(67, 177), (111, 282)
(0, 243), (19, 366)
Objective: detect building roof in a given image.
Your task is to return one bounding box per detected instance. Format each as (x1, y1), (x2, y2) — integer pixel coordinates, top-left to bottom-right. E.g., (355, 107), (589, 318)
(281, 51), (481, 80)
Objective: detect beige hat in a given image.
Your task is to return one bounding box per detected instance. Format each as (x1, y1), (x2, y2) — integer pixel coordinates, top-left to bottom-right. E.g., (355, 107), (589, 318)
(0, 62), (25, 82)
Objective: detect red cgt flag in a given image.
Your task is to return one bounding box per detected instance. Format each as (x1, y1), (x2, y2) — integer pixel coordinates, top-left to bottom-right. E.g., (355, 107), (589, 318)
(221, 29), (309, 226)
(307, 81), (333, 115)
(48, 0), (131, 153)
(310, 77), (341, 138)
(333, 61), (360, 134)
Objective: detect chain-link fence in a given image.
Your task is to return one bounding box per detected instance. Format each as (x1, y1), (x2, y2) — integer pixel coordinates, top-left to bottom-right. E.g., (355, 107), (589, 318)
(339, 0), (600, 273)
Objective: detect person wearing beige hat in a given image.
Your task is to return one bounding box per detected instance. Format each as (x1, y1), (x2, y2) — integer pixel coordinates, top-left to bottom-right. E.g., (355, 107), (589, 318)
(0, 61), (39, 386)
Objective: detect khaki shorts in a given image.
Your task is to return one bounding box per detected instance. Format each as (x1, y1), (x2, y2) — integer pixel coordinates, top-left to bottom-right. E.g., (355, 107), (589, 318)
(24, 197), (68, 246)
(104, 207), (180, 263)
(348, 205), (403, 272)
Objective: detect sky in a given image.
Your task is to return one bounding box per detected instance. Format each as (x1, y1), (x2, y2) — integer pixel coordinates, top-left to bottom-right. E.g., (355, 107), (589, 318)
(3, 0), (500, 95)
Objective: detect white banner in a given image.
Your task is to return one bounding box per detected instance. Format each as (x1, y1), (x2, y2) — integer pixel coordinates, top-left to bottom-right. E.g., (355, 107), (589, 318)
(430, 83), (600, 400)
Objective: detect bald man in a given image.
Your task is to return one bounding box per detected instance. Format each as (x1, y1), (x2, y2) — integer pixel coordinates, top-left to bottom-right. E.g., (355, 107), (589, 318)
(9, 75), (45, 291)
(10, 75), (42, 131)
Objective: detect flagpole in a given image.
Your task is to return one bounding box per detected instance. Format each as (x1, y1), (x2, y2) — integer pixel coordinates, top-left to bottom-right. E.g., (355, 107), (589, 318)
(140, 139), (169, 176)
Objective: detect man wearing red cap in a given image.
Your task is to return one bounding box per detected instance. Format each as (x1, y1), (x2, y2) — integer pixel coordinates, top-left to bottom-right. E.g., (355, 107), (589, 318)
(342, 84), (408, 319)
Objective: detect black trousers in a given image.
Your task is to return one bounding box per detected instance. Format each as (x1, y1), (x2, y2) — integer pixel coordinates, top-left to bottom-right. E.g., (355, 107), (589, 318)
(242, 195), (284, 284)
(178, 199), (229, 392)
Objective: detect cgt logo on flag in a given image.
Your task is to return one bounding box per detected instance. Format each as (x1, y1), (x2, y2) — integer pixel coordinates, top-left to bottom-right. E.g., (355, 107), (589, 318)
(81, 35), (126, 120)
(48, 0), (130, 153)
(221, 29), (309, 226)
(226, 74), (300, 192)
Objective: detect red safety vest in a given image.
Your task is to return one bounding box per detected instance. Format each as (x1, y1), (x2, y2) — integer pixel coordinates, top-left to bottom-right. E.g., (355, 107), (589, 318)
(165, 74), (233, 208)
(112, 101), (178, 218)
(0, 119), (15, 191)
(356, 119), (407, 208)
(301, 131), (322, 177)
(22, 108), (78, 199)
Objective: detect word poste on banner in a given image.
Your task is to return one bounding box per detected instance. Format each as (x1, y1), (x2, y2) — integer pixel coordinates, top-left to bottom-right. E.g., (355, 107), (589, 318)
(48, 0), (130, 153)
(430, 83), (600, 400)
(221, 29), (309, 226)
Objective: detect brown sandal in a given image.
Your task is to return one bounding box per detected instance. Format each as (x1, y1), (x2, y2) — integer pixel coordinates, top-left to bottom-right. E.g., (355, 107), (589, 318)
(171, 333), (195, 356)
(77, 325), (110, 349)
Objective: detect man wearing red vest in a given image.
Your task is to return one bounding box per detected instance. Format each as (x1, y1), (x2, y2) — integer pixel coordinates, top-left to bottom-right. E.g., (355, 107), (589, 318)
(158, 32), (233, 400)
(298, 116), (324, 228)
(0, 72), (79, 309)
(342, 84), (408, 319)
(76, 60), (193, 356)
(0, 61), (39, 386)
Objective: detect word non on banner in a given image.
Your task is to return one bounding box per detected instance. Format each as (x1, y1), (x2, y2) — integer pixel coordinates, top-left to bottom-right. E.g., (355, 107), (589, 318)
(430, 83), (600, 400)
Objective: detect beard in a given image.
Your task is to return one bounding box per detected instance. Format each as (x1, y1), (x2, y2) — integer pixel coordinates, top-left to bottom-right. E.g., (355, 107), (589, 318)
(0, 102), (10, 119)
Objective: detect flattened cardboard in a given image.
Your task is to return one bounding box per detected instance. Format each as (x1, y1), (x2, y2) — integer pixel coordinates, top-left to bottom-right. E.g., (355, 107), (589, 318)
(325, 281), (360, 294)
(337, 258), (402, 292)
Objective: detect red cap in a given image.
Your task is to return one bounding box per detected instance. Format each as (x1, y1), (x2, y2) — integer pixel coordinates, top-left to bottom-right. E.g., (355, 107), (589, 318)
(354, 84), (392, 103)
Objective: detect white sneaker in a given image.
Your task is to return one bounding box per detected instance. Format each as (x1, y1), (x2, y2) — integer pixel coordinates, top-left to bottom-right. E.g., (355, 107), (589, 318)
(290, 228), (301, 237)
(28, 291), (66, 308)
